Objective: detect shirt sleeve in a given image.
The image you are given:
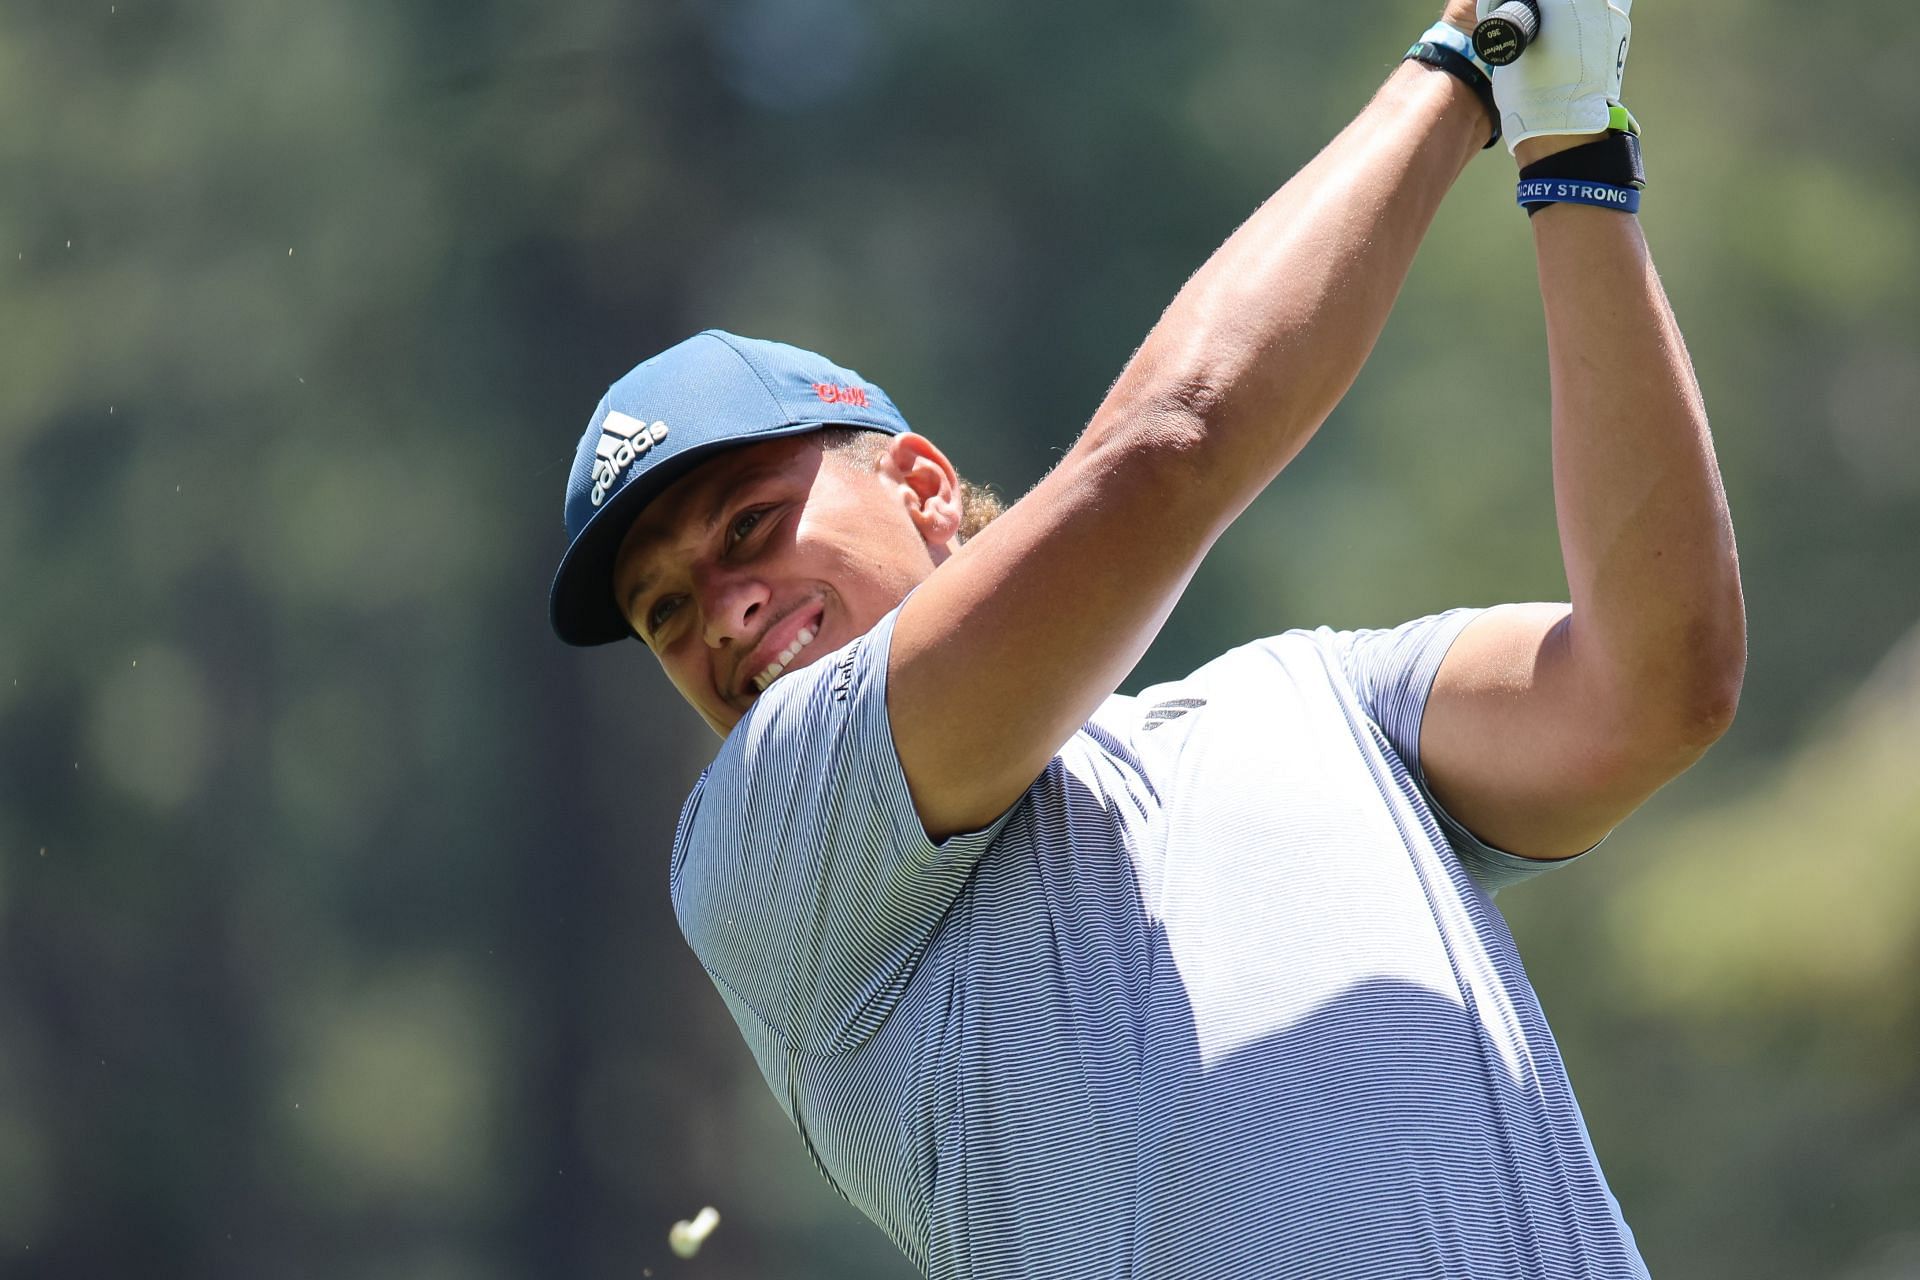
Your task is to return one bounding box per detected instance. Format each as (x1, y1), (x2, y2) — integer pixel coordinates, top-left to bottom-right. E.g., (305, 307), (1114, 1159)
(669, 604), (1015, 1055)
(1324, 608), (1594, 897)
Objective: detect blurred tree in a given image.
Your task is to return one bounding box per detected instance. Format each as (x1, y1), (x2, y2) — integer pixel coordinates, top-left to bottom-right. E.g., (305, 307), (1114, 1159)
(2, 0), (1916, 1275)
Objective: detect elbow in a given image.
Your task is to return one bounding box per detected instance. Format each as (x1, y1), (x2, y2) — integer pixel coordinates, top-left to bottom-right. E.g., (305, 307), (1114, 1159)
(1565, 602), (1745, 798)
(1106, 334), (1255, 444)
(1632, 628), (1746, 755)
(1689, 597), (1748, 746)
(1683, 661), (1743, 748)
(1643, 578), (1748, 750)
(1103, 358), (1233, 453)
(1080, 366), (1234, 489)
(1145, 366), (1234, 429)
(1584, 659), (1742, 799)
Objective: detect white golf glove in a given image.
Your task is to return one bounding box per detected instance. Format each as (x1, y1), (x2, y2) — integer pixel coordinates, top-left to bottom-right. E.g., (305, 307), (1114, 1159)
(1480, 0), (1633, 153)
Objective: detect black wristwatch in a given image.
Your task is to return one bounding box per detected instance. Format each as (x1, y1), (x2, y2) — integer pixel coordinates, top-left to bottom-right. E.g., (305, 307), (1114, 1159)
(1404, 38), (1501, 150)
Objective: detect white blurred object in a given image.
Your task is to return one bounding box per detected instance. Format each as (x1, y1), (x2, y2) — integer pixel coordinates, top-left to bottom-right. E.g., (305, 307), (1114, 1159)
(668, 1206), (720, 1259)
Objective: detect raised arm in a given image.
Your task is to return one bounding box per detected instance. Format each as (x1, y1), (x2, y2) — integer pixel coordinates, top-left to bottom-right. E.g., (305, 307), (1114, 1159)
(1418, 3), (1746, 859)
(1418, 185), (1745, 858)
(891, 16), (1491, 838)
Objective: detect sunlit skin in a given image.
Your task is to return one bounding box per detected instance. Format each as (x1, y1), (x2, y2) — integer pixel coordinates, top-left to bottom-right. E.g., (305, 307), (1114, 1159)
(611, 431), (965, 736)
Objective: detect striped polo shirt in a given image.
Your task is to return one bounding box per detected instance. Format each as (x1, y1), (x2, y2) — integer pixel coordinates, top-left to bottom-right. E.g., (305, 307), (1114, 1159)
(671, 604), (1651, 1279)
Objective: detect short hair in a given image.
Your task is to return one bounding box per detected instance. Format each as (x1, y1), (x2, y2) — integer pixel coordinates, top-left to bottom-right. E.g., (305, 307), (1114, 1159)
(815, 427), (1004, 542)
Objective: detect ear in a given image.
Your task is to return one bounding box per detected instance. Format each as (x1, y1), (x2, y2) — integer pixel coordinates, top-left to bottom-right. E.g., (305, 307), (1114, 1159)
(879, 432), (964, 556)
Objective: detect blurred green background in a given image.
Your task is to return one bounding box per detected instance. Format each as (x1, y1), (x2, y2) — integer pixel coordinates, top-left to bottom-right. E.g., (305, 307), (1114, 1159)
(4, 0), (1918, 1275)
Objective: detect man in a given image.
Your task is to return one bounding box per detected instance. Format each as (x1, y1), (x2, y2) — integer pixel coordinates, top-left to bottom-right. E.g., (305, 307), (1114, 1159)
(549, 0), (1743, 1274)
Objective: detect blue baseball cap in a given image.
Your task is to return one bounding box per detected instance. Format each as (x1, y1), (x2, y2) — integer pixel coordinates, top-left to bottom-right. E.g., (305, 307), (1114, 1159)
(548, 330), (912, 646)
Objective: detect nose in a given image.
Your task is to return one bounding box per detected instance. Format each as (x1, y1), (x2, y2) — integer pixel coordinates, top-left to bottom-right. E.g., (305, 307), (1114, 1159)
(696, 564), (769, 650)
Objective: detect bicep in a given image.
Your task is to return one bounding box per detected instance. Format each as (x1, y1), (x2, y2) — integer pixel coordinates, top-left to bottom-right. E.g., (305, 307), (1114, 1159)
(1418, 602), (1716, 860)
(888, 424), (1222, 840)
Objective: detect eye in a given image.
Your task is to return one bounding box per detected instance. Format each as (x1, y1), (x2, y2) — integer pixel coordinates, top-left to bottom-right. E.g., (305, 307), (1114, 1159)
(727, 506), (769, 547)
(645, 594), (683, 635)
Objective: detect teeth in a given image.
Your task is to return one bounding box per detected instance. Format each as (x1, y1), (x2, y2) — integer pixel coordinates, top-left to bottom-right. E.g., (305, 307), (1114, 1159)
(750, 626), (818, 694)
(779, 628), (815, 664)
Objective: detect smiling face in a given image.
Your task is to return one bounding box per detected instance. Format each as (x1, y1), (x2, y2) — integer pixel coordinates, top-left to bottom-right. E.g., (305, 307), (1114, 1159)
(611, 430), (965, 735)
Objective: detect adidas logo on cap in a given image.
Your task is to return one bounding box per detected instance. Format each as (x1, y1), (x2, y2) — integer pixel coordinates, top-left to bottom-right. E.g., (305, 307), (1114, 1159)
(590, 411), (670, 507)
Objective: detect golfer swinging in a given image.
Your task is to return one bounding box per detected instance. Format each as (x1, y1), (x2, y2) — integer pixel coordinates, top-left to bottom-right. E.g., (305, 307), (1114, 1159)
(549, 0), (1742, 1273)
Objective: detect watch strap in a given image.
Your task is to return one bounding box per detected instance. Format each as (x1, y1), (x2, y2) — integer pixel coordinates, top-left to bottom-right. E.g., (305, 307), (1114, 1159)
(1405, 25), (1500, 150)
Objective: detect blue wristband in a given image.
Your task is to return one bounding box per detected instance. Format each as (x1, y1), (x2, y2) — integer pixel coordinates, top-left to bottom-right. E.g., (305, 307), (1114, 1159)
(1516, 177), (1642, 214)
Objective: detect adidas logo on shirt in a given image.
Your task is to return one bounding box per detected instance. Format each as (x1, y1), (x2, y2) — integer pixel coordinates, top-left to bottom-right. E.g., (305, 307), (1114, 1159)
(1143, 698), (1206, 731)
(591, 411), (670, 507)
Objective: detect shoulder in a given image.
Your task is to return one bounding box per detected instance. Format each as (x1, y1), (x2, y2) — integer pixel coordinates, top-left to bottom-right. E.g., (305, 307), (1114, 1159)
(707, 608), (894, 788)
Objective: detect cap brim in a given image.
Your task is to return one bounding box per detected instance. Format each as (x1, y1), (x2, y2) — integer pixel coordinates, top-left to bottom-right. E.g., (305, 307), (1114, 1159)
(547, 419), (866, 646)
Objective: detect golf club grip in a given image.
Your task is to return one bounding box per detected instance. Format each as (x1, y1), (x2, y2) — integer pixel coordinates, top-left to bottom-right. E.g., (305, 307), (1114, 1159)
(1474, 0), (1541, 66)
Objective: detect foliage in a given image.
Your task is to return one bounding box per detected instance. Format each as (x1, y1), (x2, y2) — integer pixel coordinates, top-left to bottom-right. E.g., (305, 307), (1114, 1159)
(3, 0), (1917, 1274)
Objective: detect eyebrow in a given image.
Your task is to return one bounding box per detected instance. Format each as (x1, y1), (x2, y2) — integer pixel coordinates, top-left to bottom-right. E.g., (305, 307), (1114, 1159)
(621, 463), (787, 623)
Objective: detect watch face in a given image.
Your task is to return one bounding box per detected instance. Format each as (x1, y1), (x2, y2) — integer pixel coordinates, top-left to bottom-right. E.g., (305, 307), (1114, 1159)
(1474, 19), (1527, 65)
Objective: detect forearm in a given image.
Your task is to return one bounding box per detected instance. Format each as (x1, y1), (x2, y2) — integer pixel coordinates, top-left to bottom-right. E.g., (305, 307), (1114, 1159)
(1536, 204), (1746, 735)
(1090, 61), (1487, 529)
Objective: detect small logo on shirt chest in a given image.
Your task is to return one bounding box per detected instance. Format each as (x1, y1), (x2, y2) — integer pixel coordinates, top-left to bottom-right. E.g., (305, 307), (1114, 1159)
(1143, 698), (1206, 730)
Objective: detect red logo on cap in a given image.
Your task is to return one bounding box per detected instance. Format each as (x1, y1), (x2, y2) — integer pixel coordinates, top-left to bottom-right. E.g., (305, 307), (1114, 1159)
(813, 382), (869, 408)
